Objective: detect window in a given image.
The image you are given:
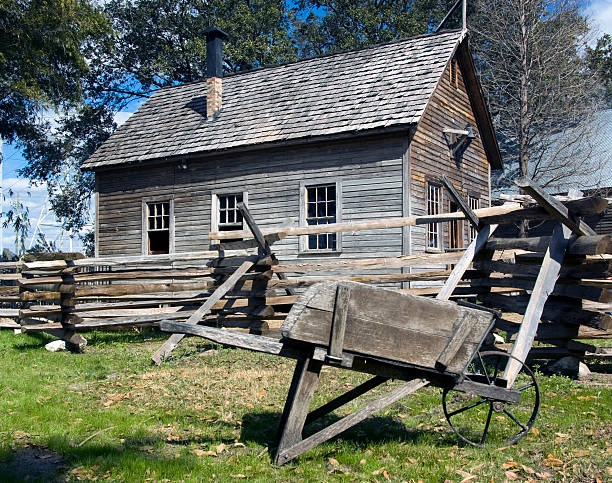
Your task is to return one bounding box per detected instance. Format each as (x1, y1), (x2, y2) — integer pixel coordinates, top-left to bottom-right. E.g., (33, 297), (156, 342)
(427, 183), (441, 250)
(449, 201), (463, 250)
(211, 192), (247, 242)
(218, 193), (244, 232)
(301, 182), (340, 252)
(468, 195), (480, 242)
(145, 201), (171, 254)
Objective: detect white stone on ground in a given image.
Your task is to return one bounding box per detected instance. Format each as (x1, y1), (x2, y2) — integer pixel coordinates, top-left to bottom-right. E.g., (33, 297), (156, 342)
(45, 340), (66, 352)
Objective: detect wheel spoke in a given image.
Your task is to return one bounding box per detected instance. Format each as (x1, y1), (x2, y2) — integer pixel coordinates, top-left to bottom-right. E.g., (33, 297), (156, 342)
(480, 404), (494, 445)
(448, 398), (488, 418)
(443, 351), (539, 448)
(503, 408), (527, 431)
(516, 382), (535, 392)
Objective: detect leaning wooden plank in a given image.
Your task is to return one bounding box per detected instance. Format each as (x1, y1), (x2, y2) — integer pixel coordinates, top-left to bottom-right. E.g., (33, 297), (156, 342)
(436, 224), (498, 301)
(151, 255), (261, 364)
(238, 202), (295, 296)
(210, 197), (607, 240)
(504, 223), (572, 385)
(440, 175), (479, 229)
(274, 379), (428, 465)
(514, 177), (597, 236)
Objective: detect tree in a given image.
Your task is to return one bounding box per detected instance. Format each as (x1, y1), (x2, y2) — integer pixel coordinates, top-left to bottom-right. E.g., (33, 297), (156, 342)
(294, 0), (457, 56)
(16, 0), (298, 244)
(2, 192), (31, 256)
(587, 34), (612, 107)
(0, 0), (109, 143)
(470, 0), (604, 192)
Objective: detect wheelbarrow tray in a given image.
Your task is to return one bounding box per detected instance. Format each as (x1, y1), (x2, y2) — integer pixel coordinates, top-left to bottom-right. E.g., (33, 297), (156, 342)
(282, 281), (495, 376)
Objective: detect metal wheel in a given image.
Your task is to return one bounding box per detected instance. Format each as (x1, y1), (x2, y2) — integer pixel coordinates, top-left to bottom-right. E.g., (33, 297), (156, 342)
(442, 350), (540, 447)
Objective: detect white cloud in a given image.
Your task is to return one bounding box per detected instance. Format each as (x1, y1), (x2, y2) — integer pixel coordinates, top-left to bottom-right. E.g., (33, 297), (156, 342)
(589, 0), (612, 36)
(114, 110), (134, 127)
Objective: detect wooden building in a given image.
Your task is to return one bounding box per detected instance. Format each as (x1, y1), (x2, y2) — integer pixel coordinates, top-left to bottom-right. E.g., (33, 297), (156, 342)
(83, 29), (502, 263)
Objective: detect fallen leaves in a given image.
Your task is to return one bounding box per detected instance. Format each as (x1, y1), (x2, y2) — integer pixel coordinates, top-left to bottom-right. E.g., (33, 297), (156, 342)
(102, 392), (129, 408)
(504, 470), (519, 480)
(541, 454), (564, 467)
(191, 449), (217, 457)
(572, 449), (590, 457)
(455, 469), (476, 482)
(371, 467), (389, 479)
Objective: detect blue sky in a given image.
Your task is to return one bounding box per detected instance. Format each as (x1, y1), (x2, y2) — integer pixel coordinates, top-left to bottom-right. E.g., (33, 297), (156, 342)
(2, 1), (612, 255)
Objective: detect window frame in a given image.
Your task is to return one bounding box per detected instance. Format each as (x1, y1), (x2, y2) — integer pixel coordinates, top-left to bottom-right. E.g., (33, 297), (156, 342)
(425, 182), (442, 252)
(448, 200), (463, 251)
(141, 197), (174, 255)
(210, 191), (248, 241)
(299, 180), (342, 254)
(467, 195), (481, 243)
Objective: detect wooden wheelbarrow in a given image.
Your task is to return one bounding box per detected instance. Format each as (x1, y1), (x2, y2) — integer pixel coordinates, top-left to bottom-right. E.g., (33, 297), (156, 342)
(160, 281), (540, 465)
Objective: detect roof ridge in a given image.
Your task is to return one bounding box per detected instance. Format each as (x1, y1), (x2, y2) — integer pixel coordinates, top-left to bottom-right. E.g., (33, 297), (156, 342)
(157, 29), (463, 91)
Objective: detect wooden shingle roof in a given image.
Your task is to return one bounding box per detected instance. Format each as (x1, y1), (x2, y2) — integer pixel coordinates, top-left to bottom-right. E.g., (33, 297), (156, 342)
(84, 30), (470, 170)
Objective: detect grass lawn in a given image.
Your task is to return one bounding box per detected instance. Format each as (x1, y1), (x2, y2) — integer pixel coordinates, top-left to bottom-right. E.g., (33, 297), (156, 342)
(0, 329), (610, 482)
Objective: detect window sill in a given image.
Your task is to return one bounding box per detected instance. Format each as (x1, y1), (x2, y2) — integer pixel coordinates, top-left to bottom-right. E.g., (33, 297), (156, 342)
(298, 250), (343, 257)
(424, 247), (444, 254)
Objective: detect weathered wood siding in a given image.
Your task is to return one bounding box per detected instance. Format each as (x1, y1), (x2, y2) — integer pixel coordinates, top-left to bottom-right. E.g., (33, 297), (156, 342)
(409, 55), (491, 254)
(96, 133), (408, 265)
(96, 56), (495, 270)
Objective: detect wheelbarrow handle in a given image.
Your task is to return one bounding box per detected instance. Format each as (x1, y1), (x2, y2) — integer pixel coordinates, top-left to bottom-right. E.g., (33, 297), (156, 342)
(159, 320), (304, 359)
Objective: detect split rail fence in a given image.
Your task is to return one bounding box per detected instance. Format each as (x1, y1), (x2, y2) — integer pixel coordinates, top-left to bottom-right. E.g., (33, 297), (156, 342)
(0, 182), (610, 362)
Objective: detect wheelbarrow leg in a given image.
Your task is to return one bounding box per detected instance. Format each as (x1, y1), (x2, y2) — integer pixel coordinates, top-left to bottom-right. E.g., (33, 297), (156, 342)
(274, 375), (429, 465)
(274, 355), (323, 464)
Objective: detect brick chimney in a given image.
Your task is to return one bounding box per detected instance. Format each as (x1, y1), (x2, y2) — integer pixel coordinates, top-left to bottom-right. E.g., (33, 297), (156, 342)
(204, 26), (228, 120)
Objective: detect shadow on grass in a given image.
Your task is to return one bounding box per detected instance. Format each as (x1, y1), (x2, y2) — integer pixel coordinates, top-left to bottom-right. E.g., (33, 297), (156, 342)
(240, 410), (458, 458)
(9, 328), (171, 351)
(0, 429), (226, 482)
(84, 328), (169, 346)
(0, 412), (459, 481)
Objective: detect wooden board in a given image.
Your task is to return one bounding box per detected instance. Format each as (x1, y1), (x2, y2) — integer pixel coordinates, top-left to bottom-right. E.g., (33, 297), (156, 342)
(281, 281), (494, 375)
